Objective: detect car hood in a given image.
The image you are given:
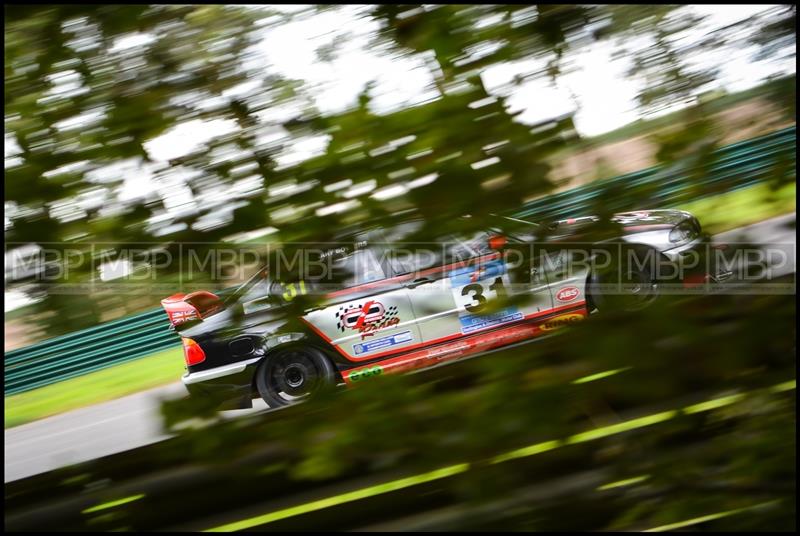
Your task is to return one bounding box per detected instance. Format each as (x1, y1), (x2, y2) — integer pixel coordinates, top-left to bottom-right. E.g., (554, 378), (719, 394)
(610, 209), (693, 230)
(544, 209), (694, 241)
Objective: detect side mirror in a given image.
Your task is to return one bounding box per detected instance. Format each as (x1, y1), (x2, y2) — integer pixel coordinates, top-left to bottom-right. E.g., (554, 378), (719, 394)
(488, 234), (507, 251)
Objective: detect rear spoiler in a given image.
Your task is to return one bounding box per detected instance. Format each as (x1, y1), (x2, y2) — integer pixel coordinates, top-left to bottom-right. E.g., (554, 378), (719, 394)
(161, 290), (223, 329)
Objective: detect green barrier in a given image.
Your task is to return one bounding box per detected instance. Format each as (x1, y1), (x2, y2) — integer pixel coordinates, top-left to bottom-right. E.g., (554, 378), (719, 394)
(3, 126), (796, 396)
(5, 312), (169, 367)
(512, 126), (794, 221)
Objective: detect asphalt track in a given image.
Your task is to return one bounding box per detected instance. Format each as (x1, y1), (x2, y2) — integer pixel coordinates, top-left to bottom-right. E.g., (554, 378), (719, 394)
(4, 213), (796, 483)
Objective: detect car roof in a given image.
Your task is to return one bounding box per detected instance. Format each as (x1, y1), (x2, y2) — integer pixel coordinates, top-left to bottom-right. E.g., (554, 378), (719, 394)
(330, 213), (537, 241)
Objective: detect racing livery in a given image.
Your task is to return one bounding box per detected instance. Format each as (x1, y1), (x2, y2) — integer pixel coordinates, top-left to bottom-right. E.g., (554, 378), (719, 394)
(163, 210), (711, 409)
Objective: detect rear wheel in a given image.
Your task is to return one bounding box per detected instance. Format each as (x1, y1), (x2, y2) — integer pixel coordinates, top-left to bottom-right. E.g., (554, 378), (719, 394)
(255, 346), (337, 408)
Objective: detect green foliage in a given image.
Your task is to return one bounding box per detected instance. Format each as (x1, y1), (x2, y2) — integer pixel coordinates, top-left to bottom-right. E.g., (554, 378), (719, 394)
(673, 181), (796, 235)
(748, 5), (796, 63)
(156, 294), (794, 530)
(6, 293), (791, 531)
(5, 5), (272, 333)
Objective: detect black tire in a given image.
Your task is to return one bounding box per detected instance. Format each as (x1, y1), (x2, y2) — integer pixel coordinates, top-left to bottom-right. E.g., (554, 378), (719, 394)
(255, 346), (337, 408)
(588, 247), (661, 313)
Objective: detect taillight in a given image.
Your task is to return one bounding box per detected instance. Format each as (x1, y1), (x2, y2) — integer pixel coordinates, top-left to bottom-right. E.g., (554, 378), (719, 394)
(182, 338), (206, 366)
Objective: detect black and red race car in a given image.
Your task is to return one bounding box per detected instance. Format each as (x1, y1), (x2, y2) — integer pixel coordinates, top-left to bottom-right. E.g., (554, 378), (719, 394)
(163, 211), (712, 409)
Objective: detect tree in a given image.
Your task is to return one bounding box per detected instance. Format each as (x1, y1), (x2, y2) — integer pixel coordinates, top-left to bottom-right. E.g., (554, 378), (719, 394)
(4, 5), (292, 333)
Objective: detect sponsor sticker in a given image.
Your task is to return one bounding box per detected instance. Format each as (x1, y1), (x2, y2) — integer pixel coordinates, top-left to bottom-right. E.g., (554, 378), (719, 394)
(336, 300), (401, 339)
(555, 286), (580, 302)
(459, 307), (523, 334)
(348, 365), (383, 382)
(540, 313), (584, 332)
(352, 330), (413, 355)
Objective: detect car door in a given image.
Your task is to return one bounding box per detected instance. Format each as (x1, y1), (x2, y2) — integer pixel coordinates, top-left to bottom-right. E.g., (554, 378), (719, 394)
(532, 240), (590, 311)
(302, 243), (423, 362)
(445, 230), (555, 336)
(490, 215), (588, 314)
(389, 228), (553, 344)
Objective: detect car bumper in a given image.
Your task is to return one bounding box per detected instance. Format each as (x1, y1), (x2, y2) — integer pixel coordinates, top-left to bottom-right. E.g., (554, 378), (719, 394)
(182, 358), (261, 407)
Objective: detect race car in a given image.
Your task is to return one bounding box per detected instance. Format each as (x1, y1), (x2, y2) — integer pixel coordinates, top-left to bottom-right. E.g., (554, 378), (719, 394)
(163, 210), (710, 409)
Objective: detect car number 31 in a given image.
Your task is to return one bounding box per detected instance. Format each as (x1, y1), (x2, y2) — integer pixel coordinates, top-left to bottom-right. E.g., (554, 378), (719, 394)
(453, 274), (511, 313)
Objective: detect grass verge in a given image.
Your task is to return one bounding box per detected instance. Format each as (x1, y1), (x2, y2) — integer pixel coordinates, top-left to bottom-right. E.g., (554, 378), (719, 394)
(4, 346), (184, 429)
(670, 180), (796, 235)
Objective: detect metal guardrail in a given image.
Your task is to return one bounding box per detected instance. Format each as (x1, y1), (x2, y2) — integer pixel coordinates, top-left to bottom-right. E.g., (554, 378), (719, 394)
(3, 126), (796, 396)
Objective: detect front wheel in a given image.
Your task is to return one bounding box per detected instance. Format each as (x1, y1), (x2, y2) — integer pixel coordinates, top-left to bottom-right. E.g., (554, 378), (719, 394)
(255, 346), (337, 408)
(588, 248), (661, 313)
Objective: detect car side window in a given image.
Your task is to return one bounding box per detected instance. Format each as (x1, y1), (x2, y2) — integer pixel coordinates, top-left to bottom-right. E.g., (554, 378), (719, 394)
(387, 248), (442, 275)
(241, 279), (281, 314)
(444, 230), (494, 263)
(382, 230), (494, 276)
(330, 247), (386, 288)
(378, 221), (433, 275)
